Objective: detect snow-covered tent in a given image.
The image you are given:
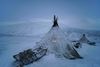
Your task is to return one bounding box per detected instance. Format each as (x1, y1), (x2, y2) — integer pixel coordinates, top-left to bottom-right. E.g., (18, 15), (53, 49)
(79, 34), (96, 46)
(79, 34), (90, 43)
(37, 15), (82, 59)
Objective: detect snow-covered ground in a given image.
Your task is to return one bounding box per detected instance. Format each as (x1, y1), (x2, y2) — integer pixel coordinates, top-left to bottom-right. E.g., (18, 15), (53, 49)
(0, 22), (100, 67)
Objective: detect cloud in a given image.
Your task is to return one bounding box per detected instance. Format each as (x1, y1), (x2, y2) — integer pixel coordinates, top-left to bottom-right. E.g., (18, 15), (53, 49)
(60, 16), (100, 30)
(30, 18), (51, 23)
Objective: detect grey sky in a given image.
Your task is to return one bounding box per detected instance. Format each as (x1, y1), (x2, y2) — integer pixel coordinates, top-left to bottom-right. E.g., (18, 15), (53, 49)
(0, 0), (100, 30)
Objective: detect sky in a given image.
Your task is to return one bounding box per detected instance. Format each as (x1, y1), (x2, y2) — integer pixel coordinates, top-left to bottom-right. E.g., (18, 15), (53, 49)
(0, 0), (100, 30)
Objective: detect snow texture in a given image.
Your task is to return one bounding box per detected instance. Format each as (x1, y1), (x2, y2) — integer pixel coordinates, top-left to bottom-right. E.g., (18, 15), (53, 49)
(0, 22), (100, 67)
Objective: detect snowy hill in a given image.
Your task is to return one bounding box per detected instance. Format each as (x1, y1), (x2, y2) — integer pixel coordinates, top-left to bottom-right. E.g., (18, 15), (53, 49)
(0, 21), (52, 36)
(0, 21), (100, 67)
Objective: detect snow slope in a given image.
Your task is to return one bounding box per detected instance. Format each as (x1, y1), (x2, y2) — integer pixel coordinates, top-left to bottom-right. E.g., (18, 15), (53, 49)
(0, 22), (100, 67)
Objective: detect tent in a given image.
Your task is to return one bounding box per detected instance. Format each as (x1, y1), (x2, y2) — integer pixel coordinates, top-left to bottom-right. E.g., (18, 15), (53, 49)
(79, 34), (90, 43)
(79, 34), (96, 46)
(37, 15), (82, 59)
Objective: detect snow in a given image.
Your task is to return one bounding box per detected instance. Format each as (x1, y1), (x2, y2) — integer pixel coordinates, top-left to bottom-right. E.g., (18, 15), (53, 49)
(0, 22), (100, 67)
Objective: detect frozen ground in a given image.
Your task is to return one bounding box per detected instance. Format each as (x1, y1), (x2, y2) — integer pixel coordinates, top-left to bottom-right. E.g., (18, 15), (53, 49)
(0, 22), (100, 67)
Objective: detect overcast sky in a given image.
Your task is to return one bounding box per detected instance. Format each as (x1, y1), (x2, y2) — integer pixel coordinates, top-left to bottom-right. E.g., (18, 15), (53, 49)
(0, 0), (100, 30)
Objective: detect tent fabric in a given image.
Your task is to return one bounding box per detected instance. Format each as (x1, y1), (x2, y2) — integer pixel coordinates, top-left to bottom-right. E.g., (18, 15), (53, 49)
(36, 16), (81, 59)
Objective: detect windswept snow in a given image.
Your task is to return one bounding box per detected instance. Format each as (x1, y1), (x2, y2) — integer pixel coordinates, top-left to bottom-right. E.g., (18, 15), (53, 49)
(0, 22), (100, 67)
